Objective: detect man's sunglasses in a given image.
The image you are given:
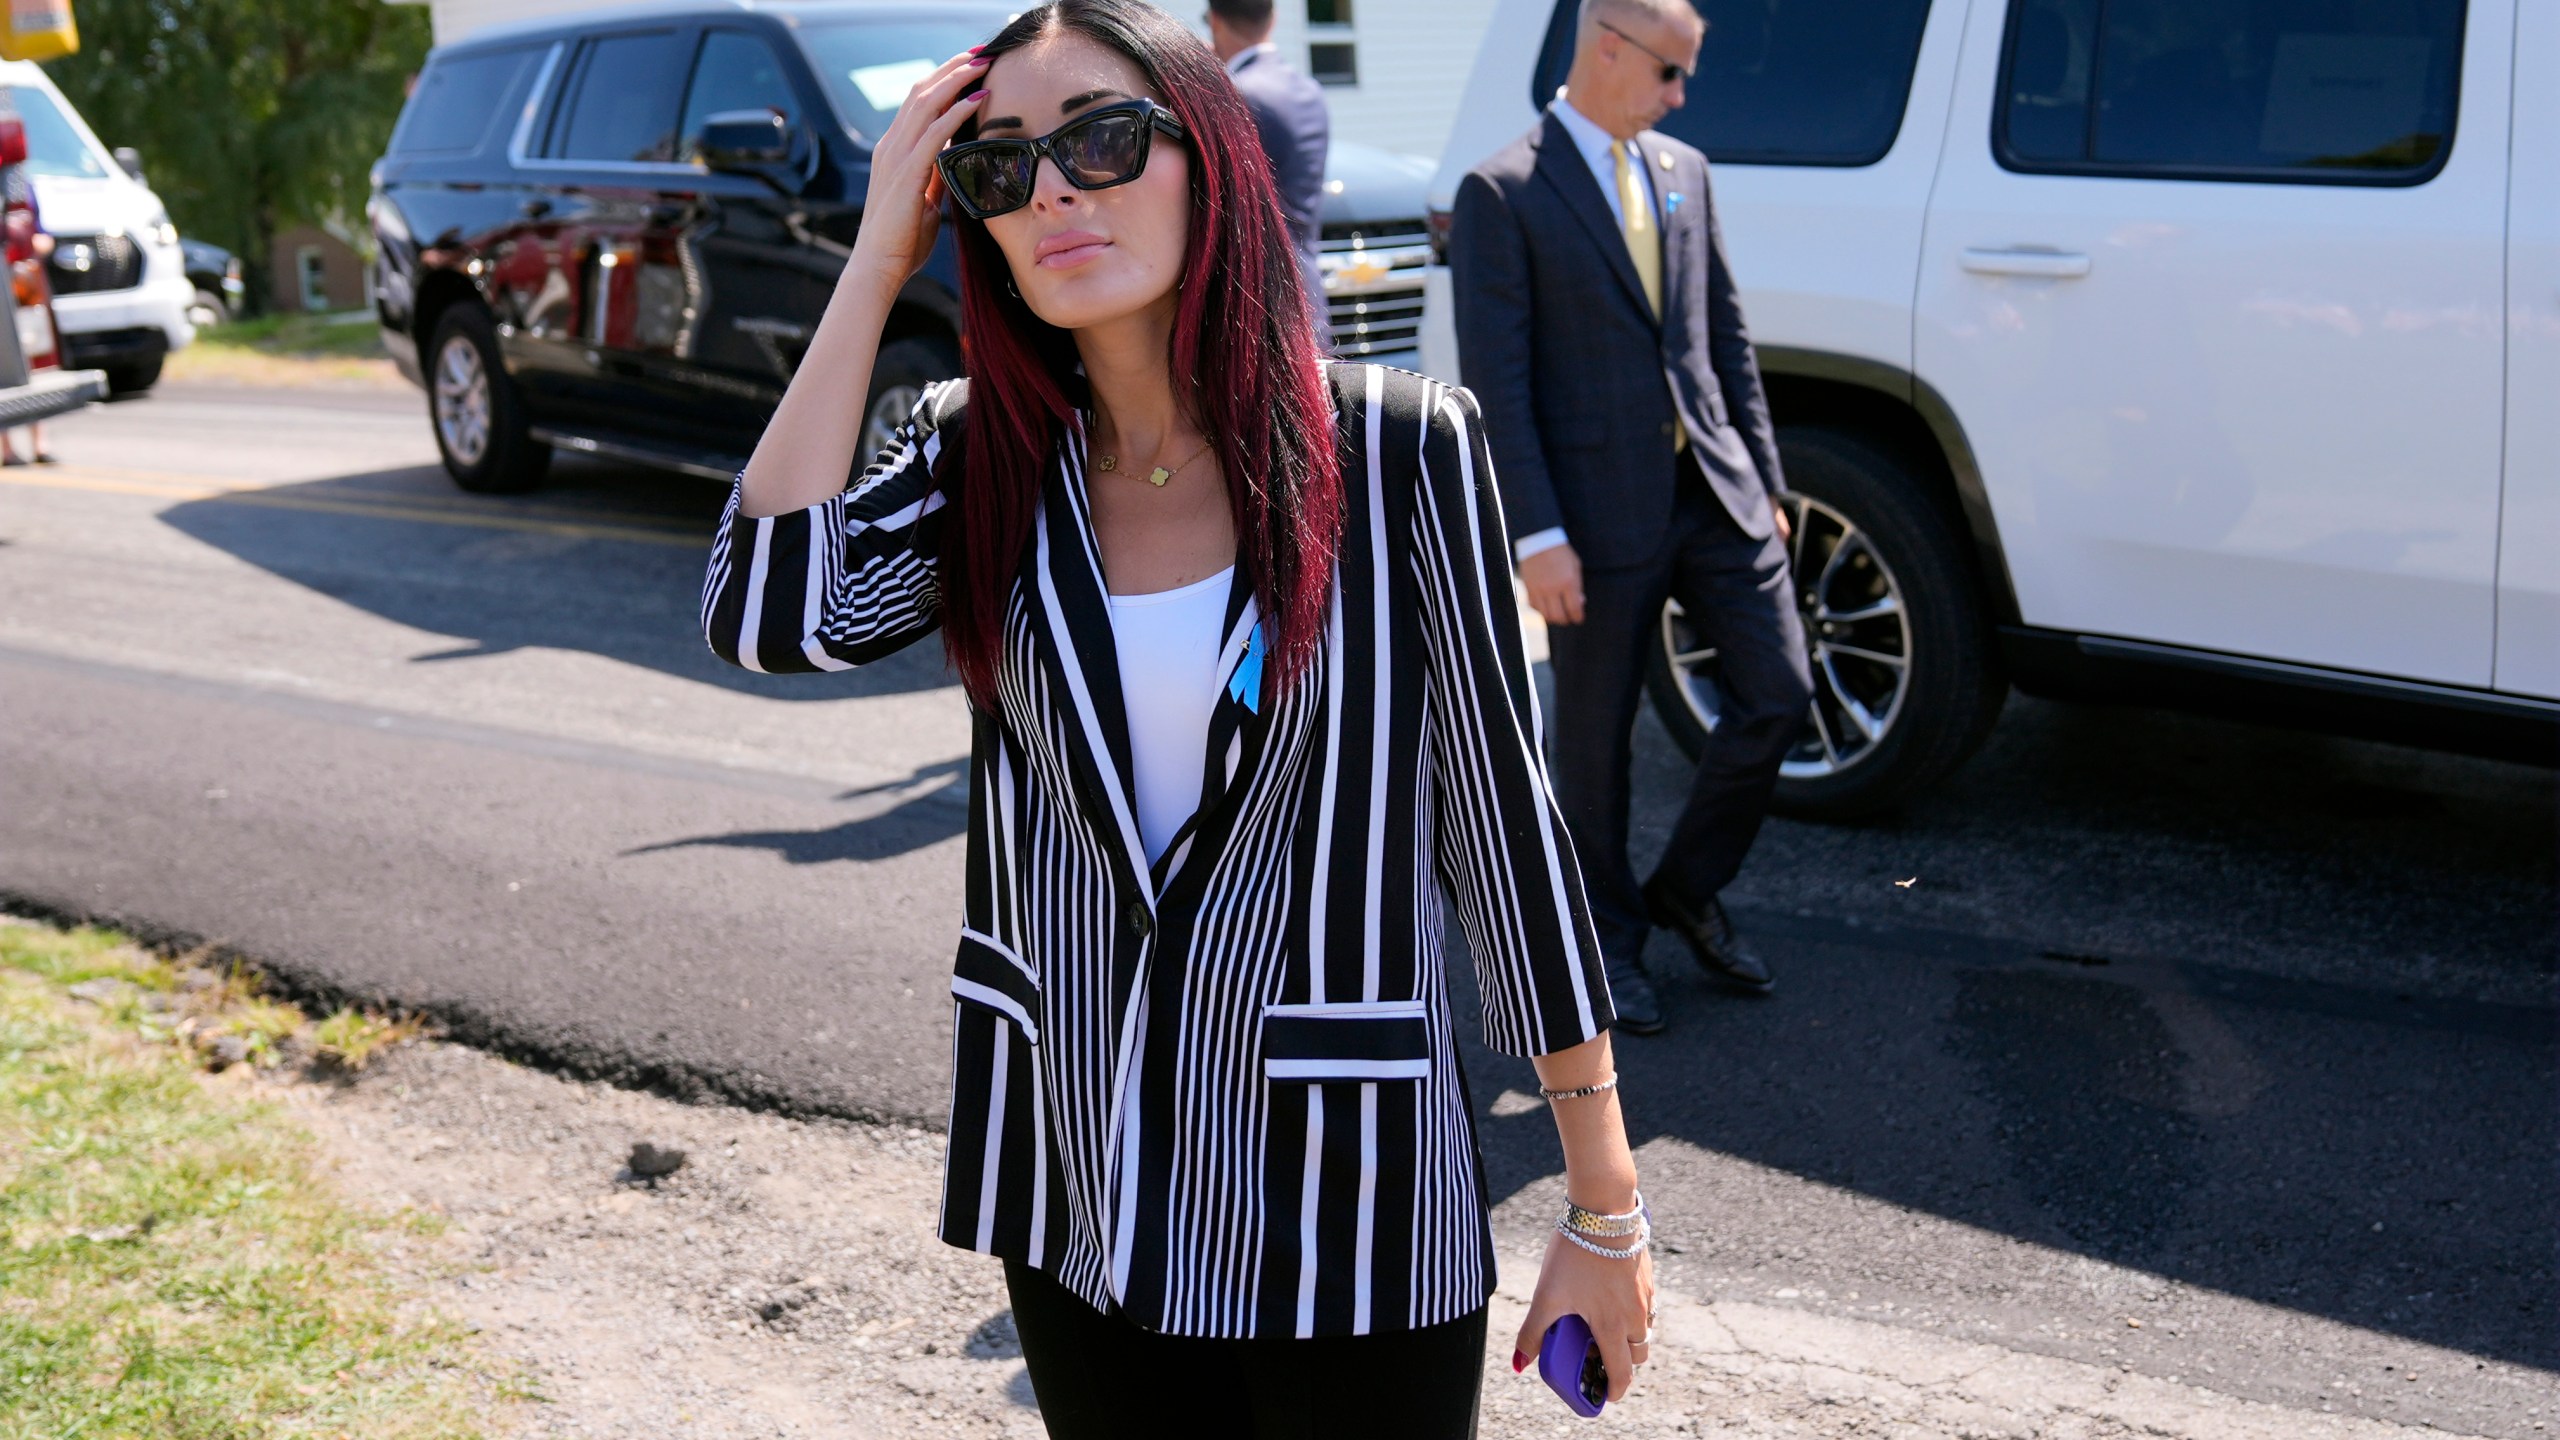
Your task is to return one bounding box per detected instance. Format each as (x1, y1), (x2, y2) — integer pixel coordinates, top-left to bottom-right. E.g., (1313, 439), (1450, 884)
(1597, 19), (1696, 83)
(936, 98), (1190, 221)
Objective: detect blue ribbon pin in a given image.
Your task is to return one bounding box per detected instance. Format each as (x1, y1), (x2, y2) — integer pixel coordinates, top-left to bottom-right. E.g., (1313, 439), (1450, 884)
(1666, 191), (1685, 214)
(1227, 623), (1265, 713)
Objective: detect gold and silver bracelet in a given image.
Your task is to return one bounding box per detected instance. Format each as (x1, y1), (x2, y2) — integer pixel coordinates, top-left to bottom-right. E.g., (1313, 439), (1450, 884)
(1554, 1213), (1650, 1260)
(1560, 1191), (1647, 1238)
(1538, 1073), (1619, 1103)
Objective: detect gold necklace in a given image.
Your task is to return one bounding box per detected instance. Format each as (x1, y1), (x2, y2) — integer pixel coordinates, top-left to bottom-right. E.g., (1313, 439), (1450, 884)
(1094, 427), (1215, 488)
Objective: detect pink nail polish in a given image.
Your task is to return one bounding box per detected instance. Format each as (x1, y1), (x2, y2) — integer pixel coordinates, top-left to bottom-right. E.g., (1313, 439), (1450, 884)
(969, 55), (992, 66)
(1512, 1349), (1528, 1373)
(965, 90), (987, 101)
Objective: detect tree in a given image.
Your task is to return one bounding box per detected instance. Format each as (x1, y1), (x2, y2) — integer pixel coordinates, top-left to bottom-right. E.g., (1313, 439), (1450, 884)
(46, 0), (430, 314)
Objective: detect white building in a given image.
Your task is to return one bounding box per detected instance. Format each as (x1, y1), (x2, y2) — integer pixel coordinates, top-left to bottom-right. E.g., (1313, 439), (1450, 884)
(398, 0), (1498, 161)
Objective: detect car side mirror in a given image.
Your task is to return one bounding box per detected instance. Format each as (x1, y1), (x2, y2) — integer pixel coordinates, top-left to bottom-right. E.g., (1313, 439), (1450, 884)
(697, 110), (795, 184)
(0, 118), (24, 169)
(114, 146), (146, 183)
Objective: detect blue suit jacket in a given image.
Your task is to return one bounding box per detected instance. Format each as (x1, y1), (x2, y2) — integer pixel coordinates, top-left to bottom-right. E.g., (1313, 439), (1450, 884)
(1450, 109), (1785, 564)
(1229, 47), (1331, 349)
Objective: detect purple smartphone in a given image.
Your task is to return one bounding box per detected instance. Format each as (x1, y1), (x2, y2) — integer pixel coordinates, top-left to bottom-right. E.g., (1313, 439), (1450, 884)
(1538, 1313), (1608, 1418)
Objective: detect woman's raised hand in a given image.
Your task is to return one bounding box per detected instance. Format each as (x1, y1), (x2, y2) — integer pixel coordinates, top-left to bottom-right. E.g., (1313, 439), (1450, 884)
(847, 48), (992, 294)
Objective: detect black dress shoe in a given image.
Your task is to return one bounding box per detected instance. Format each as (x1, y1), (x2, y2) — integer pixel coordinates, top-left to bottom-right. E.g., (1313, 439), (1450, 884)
(1602, 953), (1665, 1035)
(1643, 878), (1775, 994)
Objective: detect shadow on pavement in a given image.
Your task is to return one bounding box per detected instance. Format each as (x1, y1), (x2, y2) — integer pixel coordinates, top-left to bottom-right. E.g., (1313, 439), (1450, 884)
(628, 760), (971, 865)
(154, 453), (958, 699)
(1465, 696), (2555, 1373)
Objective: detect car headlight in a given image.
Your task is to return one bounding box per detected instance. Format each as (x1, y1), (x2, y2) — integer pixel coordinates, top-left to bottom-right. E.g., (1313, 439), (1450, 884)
(146, 210), (178, 249)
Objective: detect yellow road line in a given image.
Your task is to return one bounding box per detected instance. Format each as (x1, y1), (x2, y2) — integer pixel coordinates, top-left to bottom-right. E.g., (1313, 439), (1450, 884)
(0, 468), (704, 547)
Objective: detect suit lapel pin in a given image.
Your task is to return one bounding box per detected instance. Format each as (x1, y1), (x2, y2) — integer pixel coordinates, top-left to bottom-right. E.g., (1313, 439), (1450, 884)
(1659, 150), (1675, 169)
(1667, 191), (1685, 214)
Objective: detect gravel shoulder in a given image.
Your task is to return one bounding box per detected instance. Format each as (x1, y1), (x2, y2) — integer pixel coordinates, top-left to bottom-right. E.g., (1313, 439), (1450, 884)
(281, 1034), (2511, 1440)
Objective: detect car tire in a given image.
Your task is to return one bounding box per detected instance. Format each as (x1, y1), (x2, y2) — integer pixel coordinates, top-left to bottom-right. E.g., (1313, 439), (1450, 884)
(104, 354), (163, 396)
(1646, 426), (2006, 820)
(859, 335), (962, 463)
(427, 303), (549, 494)
(186, 289), (230, 330)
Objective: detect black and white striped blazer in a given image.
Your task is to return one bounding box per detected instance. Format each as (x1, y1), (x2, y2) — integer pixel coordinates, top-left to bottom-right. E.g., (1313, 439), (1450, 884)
(702, 361), (1613, 1339)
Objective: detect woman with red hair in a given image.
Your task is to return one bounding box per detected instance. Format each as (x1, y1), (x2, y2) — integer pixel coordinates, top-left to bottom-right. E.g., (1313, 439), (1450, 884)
(704, 2), (1652, 1429)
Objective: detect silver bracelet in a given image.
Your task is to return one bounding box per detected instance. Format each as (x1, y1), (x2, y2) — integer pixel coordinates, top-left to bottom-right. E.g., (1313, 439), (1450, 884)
(1561, 1191), (1646, 1238)
(1554, 1214), (1650, 1259)
(1538, 1073), (1618, 1103)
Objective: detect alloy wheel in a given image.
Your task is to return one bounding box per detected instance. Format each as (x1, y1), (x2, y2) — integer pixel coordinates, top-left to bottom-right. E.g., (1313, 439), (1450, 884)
(1659, 494), (1913, 779)
(433, 333), (492, 468)
(861, 383), (923, 465)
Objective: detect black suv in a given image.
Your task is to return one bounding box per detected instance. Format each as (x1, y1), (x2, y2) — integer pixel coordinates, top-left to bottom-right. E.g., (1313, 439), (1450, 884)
(371, 0), (1008, 492)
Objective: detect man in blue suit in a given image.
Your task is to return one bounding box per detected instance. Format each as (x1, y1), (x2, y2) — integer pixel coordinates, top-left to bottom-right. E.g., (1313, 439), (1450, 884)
(1452, 0), (1810, 1031)
(1207, 0), (1332, 349)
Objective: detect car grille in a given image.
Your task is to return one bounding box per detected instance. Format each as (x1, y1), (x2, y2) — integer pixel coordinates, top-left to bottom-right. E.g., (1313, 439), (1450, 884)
(1320, 219), (1429, 358)
(48, 233), (142, 295)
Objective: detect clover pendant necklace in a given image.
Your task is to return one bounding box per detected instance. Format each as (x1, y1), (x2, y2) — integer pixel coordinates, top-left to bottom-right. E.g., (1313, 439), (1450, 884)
(1095, 430), (1214, 488)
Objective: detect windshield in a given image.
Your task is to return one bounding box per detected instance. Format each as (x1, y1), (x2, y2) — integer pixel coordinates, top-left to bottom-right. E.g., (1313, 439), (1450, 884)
(795, 18), (1001, 141)
(4, 86), (108, 179)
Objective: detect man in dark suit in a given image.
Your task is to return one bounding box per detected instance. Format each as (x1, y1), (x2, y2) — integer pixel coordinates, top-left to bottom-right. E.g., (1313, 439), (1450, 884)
(1206, 0), (1332, 349)
(1451, 0), (1810, 1032)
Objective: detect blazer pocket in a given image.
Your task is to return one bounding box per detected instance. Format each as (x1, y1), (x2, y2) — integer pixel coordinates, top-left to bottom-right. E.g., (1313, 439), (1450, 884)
(952, 928), (1041, 1044)
(1262, 999), (1431, 1082)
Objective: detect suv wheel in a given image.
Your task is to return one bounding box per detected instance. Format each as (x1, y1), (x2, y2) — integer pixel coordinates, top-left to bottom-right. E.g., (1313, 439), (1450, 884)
(1646, 427), (2005, 819)
(105, 354), (163, 396)
(428, 304), (549, 494)
(860, 335), (961, 463)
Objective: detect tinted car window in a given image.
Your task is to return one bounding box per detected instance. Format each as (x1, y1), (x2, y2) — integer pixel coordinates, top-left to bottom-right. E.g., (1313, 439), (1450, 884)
(1, 87), (105, 178)
(551, 30), (694, 163)
(796, 19), (1002, 140)
(393, 47), (537, 155)
(680, 30), (799, 156)
(1999, 0), (2466, 182)
(1530, 0), (1933, 166)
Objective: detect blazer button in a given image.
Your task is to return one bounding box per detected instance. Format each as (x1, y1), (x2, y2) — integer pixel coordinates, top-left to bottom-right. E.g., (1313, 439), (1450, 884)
(1126, 902), (1154, 938)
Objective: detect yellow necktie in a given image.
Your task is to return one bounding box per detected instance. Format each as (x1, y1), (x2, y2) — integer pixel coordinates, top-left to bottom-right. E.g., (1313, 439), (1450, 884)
(1611, 140), (1662, 318)
(1612, 139), (1684, 451)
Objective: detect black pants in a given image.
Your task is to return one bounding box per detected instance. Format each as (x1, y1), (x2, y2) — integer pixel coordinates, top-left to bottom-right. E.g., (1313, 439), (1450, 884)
(1545, 459), (1813, 968)
(1005, 1259), (1486, 1439)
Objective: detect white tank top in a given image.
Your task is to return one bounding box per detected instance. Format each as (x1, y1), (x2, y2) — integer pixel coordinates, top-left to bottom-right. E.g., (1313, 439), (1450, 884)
(1107, 566), (1234, 866)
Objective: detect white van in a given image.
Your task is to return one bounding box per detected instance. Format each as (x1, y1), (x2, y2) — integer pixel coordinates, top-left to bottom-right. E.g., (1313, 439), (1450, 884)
(1422, 0), (2554, 815)
(0, 60), (193, 393)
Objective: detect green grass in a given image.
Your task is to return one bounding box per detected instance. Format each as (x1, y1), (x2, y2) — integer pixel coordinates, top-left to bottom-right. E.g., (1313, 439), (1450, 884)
(191, 311), (386, 361)
(0, 918), (513, 1438)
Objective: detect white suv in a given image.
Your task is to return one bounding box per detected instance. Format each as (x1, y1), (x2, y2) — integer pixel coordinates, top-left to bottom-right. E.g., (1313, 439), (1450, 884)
(1, 61), (194, 394)
(1422, 0), (2554, 815)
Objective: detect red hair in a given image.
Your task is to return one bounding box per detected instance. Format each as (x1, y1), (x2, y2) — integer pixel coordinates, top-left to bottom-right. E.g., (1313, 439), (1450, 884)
(939, 0), (1341, 711)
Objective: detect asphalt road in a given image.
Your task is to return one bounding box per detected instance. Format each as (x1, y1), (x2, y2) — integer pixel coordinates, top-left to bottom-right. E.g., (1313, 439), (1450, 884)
(2, 383), (2552, 1435)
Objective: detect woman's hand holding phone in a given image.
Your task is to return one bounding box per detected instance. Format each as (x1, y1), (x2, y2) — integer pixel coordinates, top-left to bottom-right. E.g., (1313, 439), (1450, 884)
(1515, 1224), (1655, 1407)
(846, 48), (991, 299)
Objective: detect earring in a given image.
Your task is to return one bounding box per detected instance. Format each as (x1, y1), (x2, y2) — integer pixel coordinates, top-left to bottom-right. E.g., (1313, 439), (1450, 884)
(1005, 277), (1020, 298)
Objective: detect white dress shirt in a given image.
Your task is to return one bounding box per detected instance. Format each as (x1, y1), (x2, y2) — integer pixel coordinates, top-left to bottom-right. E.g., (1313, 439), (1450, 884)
(1512, 95), (1662, 563)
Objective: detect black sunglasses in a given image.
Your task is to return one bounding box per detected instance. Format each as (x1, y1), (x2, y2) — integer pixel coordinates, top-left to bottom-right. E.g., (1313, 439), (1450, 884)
(1597, 19), (1696, 83)
(936, 98), (1189, 221)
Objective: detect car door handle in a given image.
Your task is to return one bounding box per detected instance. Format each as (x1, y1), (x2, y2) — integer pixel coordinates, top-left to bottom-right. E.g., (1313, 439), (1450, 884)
(1961, 248), (2091, 279)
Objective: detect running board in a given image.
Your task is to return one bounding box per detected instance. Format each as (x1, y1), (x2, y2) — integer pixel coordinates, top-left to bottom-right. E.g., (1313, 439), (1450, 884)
(529, 426), (744, 483)
(2001, 625), (2556, 765)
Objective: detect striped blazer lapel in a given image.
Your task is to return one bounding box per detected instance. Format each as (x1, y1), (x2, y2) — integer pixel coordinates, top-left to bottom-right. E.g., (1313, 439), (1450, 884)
(1027, 426), (1154, 900)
